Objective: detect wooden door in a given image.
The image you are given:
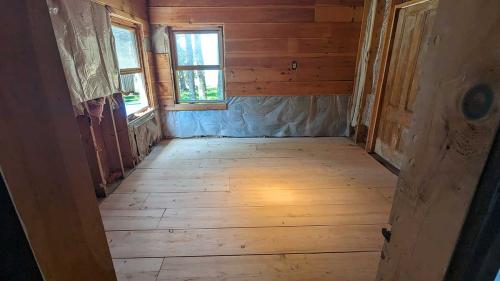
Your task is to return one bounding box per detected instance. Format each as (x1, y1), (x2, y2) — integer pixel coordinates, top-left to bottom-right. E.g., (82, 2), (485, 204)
(375, 0), (438, 169)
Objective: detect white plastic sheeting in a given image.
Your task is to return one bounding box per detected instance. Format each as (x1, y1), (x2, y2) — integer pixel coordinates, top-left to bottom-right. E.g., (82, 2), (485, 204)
(165, 96), (350, 138)
(47, 0), (119, 106)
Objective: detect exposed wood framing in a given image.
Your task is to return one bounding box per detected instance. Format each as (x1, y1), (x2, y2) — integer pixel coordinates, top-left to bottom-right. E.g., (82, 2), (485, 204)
(352, 0), (388, 143)
(365, 0), (413, 152)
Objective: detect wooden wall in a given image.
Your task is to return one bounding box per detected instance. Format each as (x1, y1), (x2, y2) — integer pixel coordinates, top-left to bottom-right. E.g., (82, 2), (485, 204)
(99, 0), (148, 21)
(149, 0), (364, 110)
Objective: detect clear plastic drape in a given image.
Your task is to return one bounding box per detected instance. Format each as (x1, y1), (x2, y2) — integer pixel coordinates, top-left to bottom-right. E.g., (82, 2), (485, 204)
(47, 0), (119, 105)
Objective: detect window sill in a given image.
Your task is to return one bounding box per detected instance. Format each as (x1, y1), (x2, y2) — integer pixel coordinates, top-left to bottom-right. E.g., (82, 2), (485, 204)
(170, 103), (228, 111)
(127, 107), (155, 126)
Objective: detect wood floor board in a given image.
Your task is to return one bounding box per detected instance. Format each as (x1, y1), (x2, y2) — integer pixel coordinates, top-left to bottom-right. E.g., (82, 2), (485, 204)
(99, 193), (149, 209)
(158, 204), (390, 229)
(228, 176), (397, 191)
(102, 216), (162, 231)
(100, 137), (397, 280)
(114, 176), (395, 194)
(113, 258), (163, 281)
(141, 188), (390, 209)
(115, 178), (230, 193)
(100, 209), (165, 217)
(158, 252), (379, 281)
(126, 169), (397, 186)
(106, 225), (384, 258)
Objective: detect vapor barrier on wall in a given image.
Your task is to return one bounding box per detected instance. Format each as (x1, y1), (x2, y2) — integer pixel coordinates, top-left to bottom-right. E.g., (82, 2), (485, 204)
(47, 0), (119, 106)
(165, 95), (349, 138)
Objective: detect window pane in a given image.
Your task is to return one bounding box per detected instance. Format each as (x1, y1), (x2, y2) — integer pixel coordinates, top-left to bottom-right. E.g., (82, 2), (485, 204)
(112, 25), (140, 69)
(175, 32), (220, 66)
(176, 70), (224, 102)
(120, 73), (149, 114)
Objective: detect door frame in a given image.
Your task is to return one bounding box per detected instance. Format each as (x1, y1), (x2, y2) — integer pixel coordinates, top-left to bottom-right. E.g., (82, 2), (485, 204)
(365, 0), (434, 153)
(444, 127), (500, 281)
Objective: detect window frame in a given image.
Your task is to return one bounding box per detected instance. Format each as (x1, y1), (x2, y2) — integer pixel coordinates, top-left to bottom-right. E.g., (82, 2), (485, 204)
(111, 17), (151, 116)
(169, 26), (226, 104)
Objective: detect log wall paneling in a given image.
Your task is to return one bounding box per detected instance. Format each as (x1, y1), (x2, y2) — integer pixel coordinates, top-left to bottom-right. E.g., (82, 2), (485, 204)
(149, 0), (364, 108)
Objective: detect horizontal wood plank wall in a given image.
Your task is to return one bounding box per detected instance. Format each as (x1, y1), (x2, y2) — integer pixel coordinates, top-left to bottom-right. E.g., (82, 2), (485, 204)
(149, 0), (363, 109)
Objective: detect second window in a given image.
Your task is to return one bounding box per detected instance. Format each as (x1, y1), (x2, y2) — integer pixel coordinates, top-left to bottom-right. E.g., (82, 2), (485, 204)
(171, 28), (224, 103)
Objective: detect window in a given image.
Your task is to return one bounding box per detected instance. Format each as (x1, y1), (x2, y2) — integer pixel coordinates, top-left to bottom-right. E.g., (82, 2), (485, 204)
(112, 23), (149, 115)
(170, 28), (225, 103)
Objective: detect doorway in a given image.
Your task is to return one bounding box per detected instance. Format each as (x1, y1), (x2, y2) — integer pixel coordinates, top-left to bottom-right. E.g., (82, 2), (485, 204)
(373, 0), (438, 169)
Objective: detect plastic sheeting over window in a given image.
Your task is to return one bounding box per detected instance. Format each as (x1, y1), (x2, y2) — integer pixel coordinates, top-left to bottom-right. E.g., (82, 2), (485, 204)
(47, 0), (119, 106)
(165, 96), (349, 138)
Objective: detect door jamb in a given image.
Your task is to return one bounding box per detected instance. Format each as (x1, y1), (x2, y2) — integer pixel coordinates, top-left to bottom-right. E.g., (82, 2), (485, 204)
(365, 0), (433, 152)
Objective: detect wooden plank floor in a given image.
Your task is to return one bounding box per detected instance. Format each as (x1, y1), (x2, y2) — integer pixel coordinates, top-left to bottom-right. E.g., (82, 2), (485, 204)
(100, 137), (397, 281)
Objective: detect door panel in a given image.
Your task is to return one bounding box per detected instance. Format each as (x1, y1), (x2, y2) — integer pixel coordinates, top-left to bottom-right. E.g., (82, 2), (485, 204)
(375, 0), (438, 169)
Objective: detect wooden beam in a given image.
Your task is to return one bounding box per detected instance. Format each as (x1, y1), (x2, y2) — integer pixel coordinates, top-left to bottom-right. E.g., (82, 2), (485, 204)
(350, 0), (372, 141)
(376, 0), (500, 280)
(353, 0), (390, 144)
(0, 1), (116, 280)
